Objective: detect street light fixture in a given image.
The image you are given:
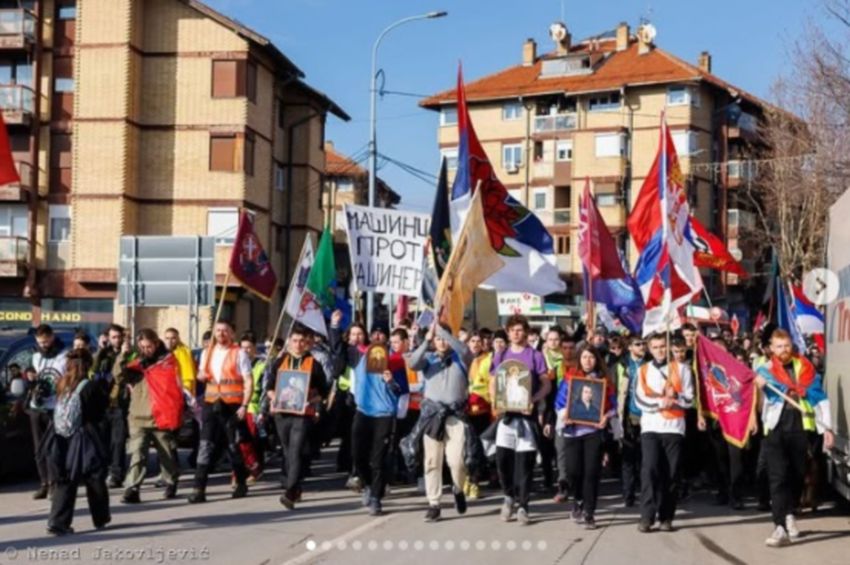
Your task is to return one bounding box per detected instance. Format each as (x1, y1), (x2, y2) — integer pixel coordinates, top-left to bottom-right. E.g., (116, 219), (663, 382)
(365, 10), (448, 330)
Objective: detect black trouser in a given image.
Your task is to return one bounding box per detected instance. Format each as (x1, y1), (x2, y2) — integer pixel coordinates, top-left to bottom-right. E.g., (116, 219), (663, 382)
(352, 412), (395, 501)
(28, 411), (51, 485)
(334, 392), (355, 473)
(274, 413), (311, 493)
(562, 432), (604, 517)
(193, 401), (247, 490)
(101, 407), (128, 481)
(48, 474), (110, 531)
(763, 429), (808, 528)
(708, 424), (744, 503)
(640, 432), (683, 525)
(394, 409), (420, 482)
(496, 447), (536, 510)
(621, 419), (641, 502)
(538, 434), (556, 488)
(467, 413), (491, 483)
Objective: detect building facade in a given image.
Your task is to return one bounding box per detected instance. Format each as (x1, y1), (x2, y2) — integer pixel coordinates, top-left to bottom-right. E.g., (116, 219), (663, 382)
(0, 0), (347, 342)
(421, 21), (766, 312)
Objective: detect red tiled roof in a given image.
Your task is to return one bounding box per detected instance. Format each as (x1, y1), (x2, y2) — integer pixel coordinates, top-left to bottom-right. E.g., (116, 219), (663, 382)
(420, 40), (769, 110)
(326, 147), (367, 177)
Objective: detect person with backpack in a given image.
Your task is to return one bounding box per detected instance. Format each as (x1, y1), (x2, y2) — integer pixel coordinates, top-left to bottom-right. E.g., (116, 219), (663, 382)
(29, 324), (69, 500)
(119, 329), (186, 504)
(43, 349), (110, 536)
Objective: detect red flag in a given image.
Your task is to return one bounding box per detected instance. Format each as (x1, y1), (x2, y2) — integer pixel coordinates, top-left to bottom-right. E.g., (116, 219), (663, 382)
(753, 310), (766, 332)
(0, 111), (20, 186)
(394, 295), (409, 327)
(730, 314), (740, 336)
(690, 216), (748, 278)
(578, 179), (626, 280)
(229, 210), (278, 301)
(696, 335), (757, 448)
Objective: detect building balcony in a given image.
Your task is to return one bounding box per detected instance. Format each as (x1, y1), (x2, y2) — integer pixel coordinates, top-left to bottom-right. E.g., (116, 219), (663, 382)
(553, 208), (571, 225)
(726, 160), (757, 188)
(728, 112), (759, 142)
(0, 84), (34, 125)
(0, 235), (29, 277)
(0, 9), (36, 50)
(0, 161), (33, 201)
(533, 113), (577, 134)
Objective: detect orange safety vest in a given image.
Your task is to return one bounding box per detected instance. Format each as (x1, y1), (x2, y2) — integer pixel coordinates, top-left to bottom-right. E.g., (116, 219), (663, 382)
(204, 346), (246, 405)
(407, 367), (421, 411)
(639, 361), (684, 419)
(279, 355), (316, 416)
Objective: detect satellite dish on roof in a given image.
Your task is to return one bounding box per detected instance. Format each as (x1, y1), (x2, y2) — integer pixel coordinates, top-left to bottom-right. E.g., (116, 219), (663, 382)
(549, 22), (568, 43)
(638, 23), (657, 45)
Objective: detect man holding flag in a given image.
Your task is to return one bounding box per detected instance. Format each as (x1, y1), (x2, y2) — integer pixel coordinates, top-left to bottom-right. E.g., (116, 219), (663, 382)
(755, 329), (833, 547)
(188, 211), (276, 504)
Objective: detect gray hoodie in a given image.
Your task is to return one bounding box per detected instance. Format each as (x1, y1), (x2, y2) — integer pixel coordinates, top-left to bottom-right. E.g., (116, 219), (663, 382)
(406, 328), (472, 405)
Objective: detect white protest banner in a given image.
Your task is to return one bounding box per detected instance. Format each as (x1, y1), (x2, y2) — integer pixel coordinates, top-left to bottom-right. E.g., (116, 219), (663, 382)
(344, 205), (431, 298)
(497, 292), (544, 316)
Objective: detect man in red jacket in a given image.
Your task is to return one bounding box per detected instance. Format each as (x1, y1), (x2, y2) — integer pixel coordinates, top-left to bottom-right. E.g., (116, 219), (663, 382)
(119, 328), (185, 504)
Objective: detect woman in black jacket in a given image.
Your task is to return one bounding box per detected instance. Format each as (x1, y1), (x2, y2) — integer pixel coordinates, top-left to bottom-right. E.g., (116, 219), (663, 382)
(42, 349), (111, 535)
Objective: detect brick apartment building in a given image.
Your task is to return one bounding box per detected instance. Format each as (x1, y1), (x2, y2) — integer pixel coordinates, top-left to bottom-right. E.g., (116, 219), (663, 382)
(0, 0), (348, 340)
(422, 21), (768, 314)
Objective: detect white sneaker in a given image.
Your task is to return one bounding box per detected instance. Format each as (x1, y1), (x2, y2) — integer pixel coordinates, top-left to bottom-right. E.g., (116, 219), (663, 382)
(765, 525), (790, 547)
(785, 514), (800, 539)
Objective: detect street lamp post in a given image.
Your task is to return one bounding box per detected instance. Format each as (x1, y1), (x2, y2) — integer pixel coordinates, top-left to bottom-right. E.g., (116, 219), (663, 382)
(366, 10), (447, 331)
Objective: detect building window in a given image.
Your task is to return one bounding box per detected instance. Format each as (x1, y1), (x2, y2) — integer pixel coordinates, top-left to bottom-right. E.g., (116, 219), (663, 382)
(246, 61), (258, 103)
(502, 102), (523, 121)
(502, 144), (523, 170)
(210, 134), (237, 172)
(533, 191), (547, 210)
(440, 106), (457, 126)
(48, 205), (71, 242)
(58, 2), (77, 20)
(54, 78), (74, 93)
(244, 132), (255, 176)
(588, 92), (621, 112)
(0, 204), (28, 237)
(212, 60), (254, 99)
(556, 140), (573, 161)
(667, 85), (700, 107)
(596, 194), (618, 207)
(274, 163), (286, 191)
(556, 235), (570, 255)
(337, 178), (355, 193)
(441, 148), (458, 171)
(207, 208), (239, 245)
(672, 130), (699, 156)
(595, 133), (624, 158)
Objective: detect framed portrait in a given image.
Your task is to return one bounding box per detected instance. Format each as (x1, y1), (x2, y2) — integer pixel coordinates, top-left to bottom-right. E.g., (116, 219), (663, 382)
(565, 376), (606, 426)
(494, 359), (533, 414)
(272, 368), (311, 415)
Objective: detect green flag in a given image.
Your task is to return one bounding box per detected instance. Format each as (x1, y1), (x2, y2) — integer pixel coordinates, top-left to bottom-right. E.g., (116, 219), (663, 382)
(305, 227), (337, 315)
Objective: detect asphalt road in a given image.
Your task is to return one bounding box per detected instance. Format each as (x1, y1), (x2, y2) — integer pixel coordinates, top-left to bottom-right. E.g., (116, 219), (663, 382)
(0, 447), (848, 565)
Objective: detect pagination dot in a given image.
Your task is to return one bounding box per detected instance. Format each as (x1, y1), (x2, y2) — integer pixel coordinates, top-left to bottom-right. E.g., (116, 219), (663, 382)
(491, 541), (502, 551)
(506, 540), (517, 551)
(475, 540), (486, 551)
(460, 540), (471, 551)
(321, 541), (332, 551)
(429, 540), (440, 551)
(444, 540), (455, 551)
(352, 540), (363, 551)
(537, 540), (548, 551)
(383, 541), (394, 551)
(368, 540), (378, 551)
(305, 540), (317, 551)
(522, 540), (532, 551)
(398, 541), (409, 551)
(414, 540), (425, 551)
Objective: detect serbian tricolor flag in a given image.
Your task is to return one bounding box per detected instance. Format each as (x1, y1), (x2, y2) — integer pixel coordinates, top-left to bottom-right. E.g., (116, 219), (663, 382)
(792, 285), (825, 351)
(689, 216), (748, 278)
(696, 335), (757, 447)
(449, 67), (565, 296)
(628, 117), (703, 335)
(229, 210), (278, 301)
(578, 179), (644, 334)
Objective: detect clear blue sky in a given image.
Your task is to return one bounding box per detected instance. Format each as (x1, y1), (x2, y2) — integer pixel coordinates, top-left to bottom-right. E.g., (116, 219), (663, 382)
(206, 0), (831, 213)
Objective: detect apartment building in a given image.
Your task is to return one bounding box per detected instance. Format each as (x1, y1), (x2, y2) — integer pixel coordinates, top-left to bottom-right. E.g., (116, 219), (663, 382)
(421, 21), (766, 311)
(0, 0), (348, 340)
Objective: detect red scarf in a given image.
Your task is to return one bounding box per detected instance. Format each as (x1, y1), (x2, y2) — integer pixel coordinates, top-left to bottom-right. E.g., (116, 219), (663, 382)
(769, 355), (815, 398)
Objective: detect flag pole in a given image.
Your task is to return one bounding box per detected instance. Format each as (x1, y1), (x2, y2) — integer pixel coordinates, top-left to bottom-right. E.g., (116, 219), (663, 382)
(270, 234), (312, 350)
(700, 287), (723, 332)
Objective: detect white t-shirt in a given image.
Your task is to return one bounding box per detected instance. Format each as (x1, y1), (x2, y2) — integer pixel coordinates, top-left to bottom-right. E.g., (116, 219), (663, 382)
(202, 346), (252, 383)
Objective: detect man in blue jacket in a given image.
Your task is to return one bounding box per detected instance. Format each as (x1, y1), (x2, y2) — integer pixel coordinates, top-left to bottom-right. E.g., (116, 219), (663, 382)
(351, 323), (409, 516)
